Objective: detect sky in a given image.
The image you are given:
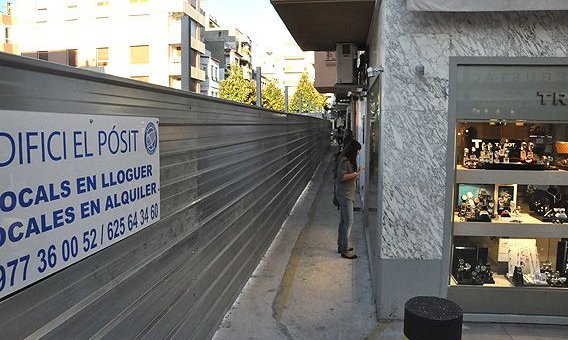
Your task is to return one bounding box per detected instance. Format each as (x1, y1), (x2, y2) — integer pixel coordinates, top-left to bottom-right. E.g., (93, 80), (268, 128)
(200, 0), (295, 51)
(0, 0), (7, 14)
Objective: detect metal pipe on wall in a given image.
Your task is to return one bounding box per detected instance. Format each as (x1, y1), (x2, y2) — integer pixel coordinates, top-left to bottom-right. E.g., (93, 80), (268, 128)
(181, 15), (191, 92)
(256, 66), (262, 107)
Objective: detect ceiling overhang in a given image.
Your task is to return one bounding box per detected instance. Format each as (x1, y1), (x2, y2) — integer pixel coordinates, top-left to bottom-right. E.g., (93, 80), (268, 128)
(271, 0), (376, 51)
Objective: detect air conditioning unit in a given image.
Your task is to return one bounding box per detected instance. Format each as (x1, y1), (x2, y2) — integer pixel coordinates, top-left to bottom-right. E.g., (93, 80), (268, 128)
(336, 43), (356, 84)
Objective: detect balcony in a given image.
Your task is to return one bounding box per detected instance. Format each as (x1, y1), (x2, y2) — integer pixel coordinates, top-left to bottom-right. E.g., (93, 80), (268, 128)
(271, 0), (375, 51)
(191, 66), (205, 81)
(1, 43), (16, 54)
(184, 1), (206, 27)
(2, 14), (14, 25)
(191, 37), (205, 54)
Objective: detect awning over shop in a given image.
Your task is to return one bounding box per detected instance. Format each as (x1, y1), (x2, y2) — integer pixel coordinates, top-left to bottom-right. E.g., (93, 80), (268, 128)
(407, 0), (568, 11)
(271, 0), (375, 51)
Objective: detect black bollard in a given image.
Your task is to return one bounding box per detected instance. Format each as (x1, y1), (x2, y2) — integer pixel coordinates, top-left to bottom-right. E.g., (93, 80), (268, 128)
(404, 296), (463, 340)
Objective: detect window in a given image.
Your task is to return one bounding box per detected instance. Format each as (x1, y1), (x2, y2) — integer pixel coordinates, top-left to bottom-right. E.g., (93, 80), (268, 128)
(131, 76), (149, 82)
(190, 51), (199, 68)
(97, 47), (109, 66)
(190, 20), (197, 39)
(7, 2), (12, 15)
(191, 81), (200, 93)
(47, 50), (67, 64)
(169, 75), (181, 89)
(130, 45), (149, 64)
(5, 27), (10, 44)
(169, 44), (181, 63)
(21, 52), (37, 59)
(36, 0), (48, 10)
(67, 49), (78, 66)
(38, 51), (48, 61)
(97, 1), (109, 6)
(129, 0), (148, 3)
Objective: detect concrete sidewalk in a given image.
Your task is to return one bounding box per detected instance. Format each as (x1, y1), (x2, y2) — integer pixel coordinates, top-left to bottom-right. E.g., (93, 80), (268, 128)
(211, 151), (568, 340)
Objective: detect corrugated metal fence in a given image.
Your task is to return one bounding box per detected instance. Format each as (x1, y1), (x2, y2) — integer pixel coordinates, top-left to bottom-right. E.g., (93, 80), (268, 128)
(0, 53), (329, 339)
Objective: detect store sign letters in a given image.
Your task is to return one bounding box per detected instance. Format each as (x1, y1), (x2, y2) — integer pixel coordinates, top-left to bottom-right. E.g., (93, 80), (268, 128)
(0, 111), (160, 299)
(537, 92), (567, 106)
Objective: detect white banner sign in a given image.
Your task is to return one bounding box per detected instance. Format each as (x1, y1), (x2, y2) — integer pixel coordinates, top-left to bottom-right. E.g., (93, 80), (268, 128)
(0, 110), (160, 299)
(408, 0), (568, 11)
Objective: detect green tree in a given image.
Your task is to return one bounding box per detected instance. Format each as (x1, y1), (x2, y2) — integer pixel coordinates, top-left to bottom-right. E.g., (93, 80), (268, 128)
(290, 71), (327, 113)
(262, 80), (285, 111)
(220, 64), (256, 105)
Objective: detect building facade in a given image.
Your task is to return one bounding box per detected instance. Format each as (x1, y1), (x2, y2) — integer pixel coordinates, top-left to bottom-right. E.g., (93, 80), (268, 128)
(204, 16), (253, 81)
(15, 0), (206, 92)
(0, 0), (16, 54)
(200, 49), (220, 97)
(281, 42), (315, 97)
(274, 0), (568, 325)
(254, 42), (316, 99)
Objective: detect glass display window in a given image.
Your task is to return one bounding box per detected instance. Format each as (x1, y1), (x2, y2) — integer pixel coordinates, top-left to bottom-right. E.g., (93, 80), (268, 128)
(451, 120), (568, 289)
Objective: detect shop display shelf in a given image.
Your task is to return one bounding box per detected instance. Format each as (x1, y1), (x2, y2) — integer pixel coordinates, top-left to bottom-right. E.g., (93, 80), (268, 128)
(453, 213), (568, 238)
(456, 165), (568, 185)
(450, 275), (568, 289)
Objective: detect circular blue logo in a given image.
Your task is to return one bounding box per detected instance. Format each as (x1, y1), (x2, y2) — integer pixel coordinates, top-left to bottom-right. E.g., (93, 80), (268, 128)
(144, 122), (158, 155)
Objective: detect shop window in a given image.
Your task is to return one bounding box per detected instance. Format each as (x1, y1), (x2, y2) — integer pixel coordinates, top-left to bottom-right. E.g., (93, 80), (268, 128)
(131, 76), (149, 82)
(67, 49), (78, 67)
(97, 47), (109, 66)
(130, 45), (149, 64)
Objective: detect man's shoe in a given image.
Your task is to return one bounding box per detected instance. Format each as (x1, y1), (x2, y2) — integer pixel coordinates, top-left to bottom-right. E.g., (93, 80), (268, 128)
(341, 253), (358, 259)
(338, 247), (354, 254)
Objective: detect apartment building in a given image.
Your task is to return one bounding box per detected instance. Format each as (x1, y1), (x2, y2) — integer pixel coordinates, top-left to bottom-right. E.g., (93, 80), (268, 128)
(281, 42), (314, 96)
(15, 0), (206, 92)
(254, 42), (315, 97)
(200, 49), (220, 97)
(0, 0), (16, 54)
(204, 15), (252, 81)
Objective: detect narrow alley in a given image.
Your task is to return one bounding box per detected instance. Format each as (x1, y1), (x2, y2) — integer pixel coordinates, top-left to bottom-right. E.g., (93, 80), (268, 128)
(211, 150), (568, 340)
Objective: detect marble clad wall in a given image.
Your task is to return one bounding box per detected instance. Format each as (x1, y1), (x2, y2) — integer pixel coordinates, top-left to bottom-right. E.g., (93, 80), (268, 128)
(376, 0), (568, 260)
